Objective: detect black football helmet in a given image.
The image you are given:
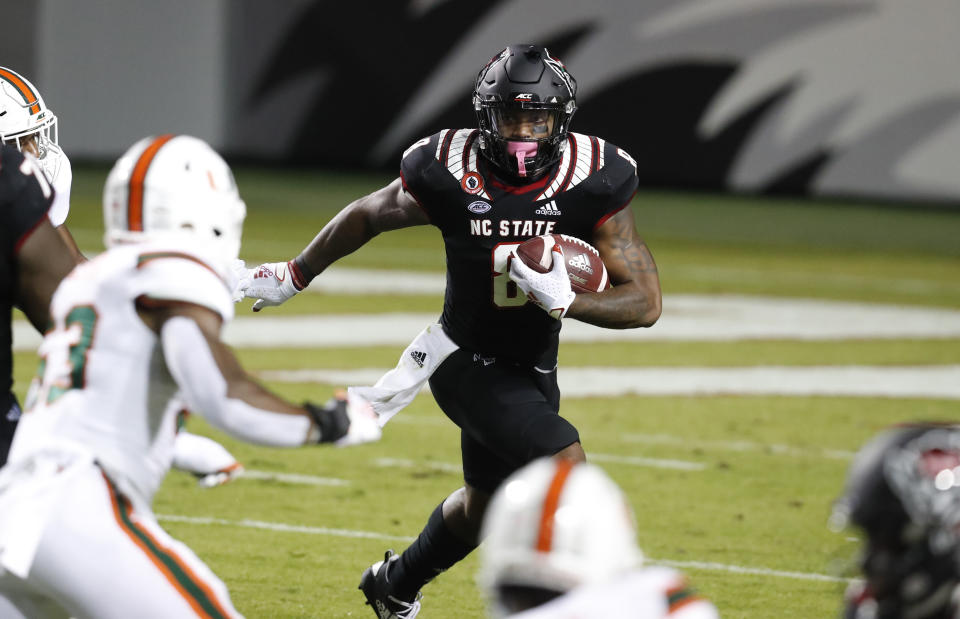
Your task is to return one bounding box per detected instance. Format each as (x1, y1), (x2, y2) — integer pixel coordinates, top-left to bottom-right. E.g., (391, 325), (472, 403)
(832, 424), (960, 619)
(473, 44), (577, 180)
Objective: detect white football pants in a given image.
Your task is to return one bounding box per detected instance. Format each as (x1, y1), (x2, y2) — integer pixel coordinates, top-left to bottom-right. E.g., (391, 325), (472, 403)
(0, 457), (241, 618)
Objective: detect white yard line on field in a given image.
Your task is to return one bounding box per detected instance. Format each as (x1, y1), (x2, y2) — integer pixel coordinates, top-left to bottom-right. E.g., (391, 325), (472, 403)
(651, 559), (848, 583)
(237, 470), (350, 486)
(215, 295), (960, 347)
(12, 293), (960, 351)
(302, 265), (947, 302)
(156, 513), (416, 543)
(257, 365), (960, 400)
(371, 417), (855, 462)
(374, 454), (706, 472)
(155, 513), (849, 583)
(620, 433), (856, 460)
(372, 457), (463, 474)
(584, 452), (707, 471)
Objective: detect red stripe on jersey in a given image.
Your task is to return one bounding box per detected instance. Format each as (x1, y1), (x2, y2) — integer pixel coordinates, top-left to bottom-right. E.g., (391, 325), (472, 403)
(556, 135), (578, 194)
(399, 173), (431, 223)
(536, 459), (575, 552)
(590, 136), (600, 173)
(462, 130), (479, 171)
(539, 147), (565, 193)
(489, 169), (551, 195)
(438, 130), (456, 167)
(593, 190), (637, 231)
(127, 134), (175, 232)
(13, 208), (52, 255)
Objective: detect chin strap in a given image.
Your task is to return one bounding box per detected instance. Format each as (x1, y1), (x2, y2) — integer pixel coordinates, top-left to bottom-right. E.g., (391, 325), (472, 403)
(507, 141), (538, 177)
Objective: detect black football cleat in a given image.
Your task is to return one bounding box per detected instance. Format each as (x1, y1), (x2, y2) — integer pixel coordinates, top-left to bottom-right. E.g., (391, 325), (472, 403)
(359, 550), (422, 619)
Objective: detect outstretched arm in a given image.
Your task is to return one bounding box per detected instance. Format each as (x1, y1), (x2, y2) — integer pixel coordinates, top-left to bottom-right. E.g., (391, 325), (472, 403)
(138, 300), (379, 446)
(238, 177), (429, 309)
(565, 205), (661, 329)
(296, 177), (429, 279)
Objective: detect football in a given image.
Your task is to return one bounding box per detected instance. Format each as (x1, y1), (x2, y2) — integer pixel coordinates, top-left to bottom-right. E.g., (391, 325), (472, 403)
(515, 234), (610, 293)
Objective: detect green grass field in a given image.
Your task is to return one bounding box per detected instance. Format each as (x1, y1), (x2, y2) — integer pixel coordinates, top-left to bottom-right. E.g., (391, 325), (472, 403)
(12, 164), (960, 618)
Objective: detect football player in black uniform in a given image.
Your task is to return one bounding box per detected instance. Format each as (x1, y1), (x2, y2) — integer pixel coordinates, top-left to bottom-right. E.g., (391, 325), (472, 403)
(238, 44), (662, 618)
(831, 423), (960, 619)
(0, 145), (77, 465)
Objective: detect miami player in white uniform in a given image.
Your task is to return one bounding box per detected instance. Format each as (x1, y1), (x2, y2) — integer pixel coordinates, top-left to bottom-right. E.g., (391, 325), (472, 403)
(479, 458), (719, 619)
(0, 66), (76, 253)
(0, 66), (246, 487)
(0, 134), (380, 618)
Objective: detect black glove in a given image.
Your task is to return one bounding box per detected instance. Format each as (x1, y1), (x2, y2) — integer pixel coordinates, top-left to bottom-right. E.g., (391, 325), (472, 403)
(304, 397), (350, 444)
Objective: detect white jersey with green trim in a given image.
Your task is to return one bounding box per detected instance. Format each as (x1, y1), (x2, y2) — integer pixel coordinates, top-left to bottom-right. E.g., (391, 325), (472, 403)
(8, 240), (234, 507)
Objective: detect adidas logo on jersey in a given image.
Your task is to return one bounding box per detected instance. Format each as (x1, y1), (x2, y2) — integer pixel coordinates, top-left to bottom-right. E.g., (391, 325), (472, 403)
(410, 350), (427, 368)
(534, 200), (561, 216)
(568, 253), (595, 275)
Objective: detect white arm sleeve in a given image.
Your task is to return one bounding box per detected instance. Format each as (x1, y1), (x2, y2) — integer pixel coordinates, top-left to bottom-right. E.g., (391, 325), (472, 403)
(161, 316), (313, 447)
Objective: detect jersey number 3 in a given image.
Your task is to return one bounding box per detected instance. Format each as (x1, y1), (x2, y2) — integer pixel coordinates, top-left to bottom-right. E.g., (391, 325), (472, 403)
(25, 305), (98, 409)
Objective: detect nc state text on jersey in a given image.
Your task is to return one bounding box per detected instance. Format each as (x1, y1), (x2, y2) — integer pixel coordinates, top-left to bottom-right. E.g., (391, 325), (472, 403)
(470, 219), (558, 238)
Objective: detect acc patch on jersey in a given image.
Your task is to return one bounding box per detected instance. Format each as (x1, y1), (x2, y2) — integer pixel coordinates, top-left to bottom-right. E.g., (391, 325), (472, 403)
(468, 201), (491, 214)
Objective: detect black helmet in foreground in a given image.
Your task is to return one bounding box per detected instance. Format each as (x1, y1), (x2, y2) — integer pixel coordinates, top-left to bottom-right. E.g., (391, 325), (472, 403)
(831, 423), (960, 619)
(473, 45), (577, 180)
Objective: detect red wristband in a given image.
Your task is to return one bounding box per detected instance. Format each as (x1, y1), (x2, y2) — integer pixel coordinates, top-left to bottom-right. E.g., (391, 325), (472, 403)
(287, 259), (309, 291)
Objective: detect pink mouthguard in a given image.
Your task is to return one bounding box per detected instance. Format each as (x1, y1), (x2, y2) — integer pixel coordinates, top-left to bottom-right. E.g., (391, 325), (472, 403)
(507, 141), (538, 177)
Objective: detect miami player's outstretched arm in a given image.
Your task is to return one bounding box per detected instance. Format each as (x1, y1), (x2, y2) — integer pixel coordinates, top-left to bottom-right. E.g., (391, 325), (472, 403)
(237, 177), (429, 310)
(565, 205), (662, 329)
(138, 300), (380, 446)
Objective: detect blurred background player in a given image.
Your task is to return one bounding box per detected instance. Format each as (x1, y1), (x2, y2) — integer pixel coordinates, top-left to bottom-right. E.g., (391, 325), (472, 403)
(237, 44), (662, 618)
(831, 423), (960, 619)
(0, 66), (80, 261)
(0, 66), (245, 487)
(0, 145), (76, 466)
(479, 457), (719, 618)
(0, 134), (380, 618)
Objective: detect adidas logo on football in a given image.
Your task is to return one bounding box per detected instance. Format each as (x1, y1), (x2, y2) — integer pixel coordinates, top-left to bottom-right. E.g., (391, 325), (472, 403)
(534, 200), (561, 216)
(410, 350), (427, 368)
(567, 253), (594, 275)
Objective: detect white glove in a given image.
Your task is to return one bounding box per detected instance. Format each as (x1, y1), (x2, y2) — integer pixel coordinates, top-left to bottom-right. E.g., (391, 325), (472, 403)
(228, 259), (250, 303)
(509, 245), (576, 320)
(237, 261), (301, 311)
(336, 390), (383, 447)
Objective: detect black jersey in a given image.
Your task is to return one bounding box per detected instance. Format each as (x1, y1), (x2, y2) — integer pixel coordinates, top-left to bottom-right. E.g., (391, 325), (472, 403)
(1, 146), (55, 394)
(401, 129), (638, 367)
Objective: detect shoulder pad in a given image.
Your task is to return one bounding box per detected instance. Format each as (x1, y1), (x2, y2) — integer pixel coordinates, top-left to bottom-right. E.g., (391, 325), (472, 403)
(133, 249), (234, 321)
(404, 129), (492, 201)
(536, 133), (637, 201)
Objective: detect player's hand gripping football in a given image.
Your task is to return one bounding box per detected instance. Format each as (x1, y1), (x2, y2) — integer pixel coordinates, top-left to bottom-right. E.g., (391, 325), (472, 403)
(509, 244), (577, 320)
(234, 261), (302, 311)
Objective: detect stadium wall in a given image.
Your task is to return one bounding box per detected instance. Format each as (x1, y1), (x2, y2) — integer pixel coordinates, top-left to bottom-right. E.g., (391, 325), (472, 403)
(6, 0), (959, 205)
